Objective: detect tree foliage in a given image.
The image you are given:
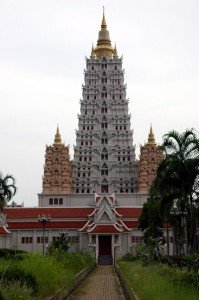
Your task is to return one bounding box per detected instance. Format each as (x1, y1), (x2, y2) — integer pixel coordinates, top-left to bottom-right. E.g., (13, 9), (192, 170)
(0, 173), (17, 211)
(47, 232), (69, 255)
(139, 128), (199, 254)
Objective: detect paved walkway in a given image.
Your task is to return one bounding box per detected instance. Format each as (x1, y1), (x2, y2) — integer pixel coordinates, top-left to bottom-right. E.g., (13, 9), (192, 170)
(71, 266), (126, 300)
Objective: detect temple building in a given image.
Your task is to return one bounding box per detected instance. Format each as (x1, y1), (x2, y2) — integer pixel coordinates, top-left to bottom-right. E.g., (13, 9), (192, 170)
(0, 11), (173, 262)
(137, 126), (163, 193)
(72, 10), (136, 195)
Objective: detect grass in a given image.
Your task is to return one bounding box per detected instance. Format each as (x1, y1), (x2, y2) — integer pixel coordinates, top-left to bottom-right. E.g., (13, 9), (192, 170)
(118, 260), (199, 300)
(0, 251), (95, 299)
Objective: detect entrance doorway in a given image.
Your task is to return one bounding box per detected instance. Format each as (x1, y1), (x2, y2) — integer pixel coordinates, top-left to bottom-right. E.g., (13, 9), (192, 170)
(98, 236), (112, 265)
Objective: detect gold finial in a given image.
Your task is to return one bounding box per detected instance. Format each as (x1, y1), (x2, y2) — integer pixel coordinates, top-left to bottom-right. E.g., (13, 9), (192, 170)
(93, 7), (114, 58)
(101, 6), (107, 28)
(147, 124), (156, 144)
(54, 124), (62, 145)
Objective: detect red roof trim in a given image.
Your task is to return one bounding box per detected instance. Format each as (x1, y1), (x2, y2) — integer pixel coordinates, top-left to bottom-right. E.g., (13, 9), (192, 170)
(5, 208), (93, 219)
(7, 221), (85, 229)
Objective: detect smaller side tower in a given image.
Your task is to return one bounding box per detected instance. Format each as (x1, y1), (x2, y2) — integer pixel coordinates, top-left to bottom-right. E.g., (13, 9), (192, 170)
(137, 126), (163, 194)
(42, 126), (72, 194)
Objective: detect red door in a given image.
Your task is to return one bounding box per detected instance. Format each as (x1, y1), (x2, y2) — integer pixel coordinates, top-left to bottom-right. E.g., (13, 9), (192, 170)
(99, 236), (112, 255)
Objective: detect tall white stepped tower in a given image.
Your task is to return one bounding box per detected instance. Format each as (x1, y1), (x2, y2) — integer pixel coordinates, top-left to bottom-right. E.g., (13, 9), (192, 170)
(73, 10), (137, 195)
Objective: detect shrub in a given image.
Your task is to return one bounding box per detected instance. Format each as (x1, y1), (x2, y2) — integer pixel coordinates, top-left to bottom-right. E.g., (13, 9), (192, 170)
(1, 281), (32, 300)
(0, 265), (37, 295)
(0, 249), (26, 259)
(122, 252), (137, 262)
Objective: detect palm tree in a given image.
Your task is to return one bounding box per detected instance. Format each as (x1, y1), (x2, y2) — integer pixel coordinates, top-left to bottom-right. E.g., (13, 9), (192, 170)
(151, 129), (199, 253)
(0, 173), (17, 211)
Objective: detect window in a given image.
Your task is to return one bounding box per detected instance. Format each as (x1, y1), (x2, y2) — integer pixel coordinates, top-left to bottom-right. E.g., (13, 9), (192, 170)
(49, 198), (63, 205)
(101, 164), (108, 176)
(37, 237), (48, 243)
(101, 179), (108, 193)
(132, 236), (142, 243)
(22, 237), (33, 244)
(59, 198), (63, 205)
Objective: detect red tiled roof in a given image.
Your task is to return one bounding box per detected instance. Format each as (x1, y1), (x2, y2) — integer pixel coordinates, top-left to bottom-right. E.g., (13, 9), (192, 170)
(124, 221), (139, 228)
(4, 207), (93, 219)
(0, 226), (10, 235)
(7, 221), (85, 229)
(116, 207), (142, 218)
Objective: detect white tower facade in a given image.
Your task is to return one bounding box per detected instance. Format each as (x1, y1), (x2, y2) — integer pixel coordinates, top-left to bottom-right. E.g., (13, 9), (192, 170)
(73, 11), (137, 194)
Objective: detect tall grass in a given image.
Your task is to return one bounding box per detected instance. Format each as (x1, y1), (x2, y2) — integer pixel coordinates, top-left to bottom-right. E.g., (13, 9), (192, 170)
(118, 261), (199, 300)
(0, 251), (95, 299)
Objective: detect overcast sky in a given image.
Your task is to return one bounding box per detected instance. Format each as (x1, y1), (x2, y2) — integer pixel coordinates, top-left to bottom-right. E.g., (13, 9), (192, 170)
(0, 0), (198, 207)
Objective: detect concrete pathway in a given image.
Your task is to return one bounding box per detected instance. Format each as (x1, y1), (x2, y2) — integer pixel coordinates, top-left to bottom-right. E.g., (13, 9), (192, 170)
(71, 265), (126, 300)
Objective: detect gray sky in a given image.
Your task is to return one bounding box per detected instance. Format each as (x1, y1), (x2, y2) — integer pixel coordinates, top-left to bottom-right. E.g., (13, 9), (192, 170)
(0, 0), (198, 207)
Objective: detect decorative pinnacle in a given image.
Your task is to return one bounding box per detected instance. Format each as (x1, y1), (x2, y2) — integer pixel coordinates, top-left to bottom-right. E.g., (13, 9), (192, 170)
(147, 124), (156, 144)
(54, 124), (62, 145)
(101, 6), (107, 28)
(91, 42), (95, 57)
(114, 43), (118, 56)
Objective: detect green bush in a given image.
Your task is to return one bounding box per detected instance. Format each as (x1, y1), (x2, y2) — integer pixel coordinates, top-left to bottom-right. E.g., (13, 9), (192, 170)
(0, 281), (32, 300)
(122, 252), (137, 262)
(0, 249), (26, 259)
(0, 252), (95, 298)
(0, 265), (37, 295)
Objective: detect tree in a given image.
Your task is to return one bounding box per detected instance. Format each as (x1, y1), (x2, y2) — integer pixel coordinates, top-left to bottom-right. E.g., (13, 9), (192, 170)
(139, 198), (163, 240)
(151, 129), (199, 253)
(47, 232), (69, 256)
(0, 173), (17, 211)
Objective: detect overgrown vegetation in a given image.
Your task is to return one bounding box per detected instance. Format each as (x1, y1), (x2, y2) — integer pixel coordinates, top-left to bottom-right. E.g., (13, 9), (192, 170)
(0, 248), (95, 299)
(118, 260), (199, 300)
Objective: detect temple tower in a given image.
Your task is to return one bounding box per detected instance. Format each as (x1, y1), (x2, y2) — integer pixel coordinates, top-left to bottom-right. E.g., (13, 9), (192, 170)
(73, 10), (136, 194)
(137, 126), (163, 193)
(42, 126), (72, 194)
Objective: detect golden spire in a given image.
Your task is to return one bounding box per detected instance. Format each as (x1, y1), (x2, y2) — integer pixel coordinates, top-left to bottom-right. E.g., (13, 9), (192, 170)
(101, 6), (107, 28)
(93, 7), (114, 58)
(54, 124), (62, 145)
(147, 124), (156, 144)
